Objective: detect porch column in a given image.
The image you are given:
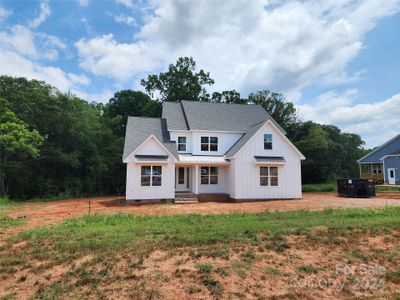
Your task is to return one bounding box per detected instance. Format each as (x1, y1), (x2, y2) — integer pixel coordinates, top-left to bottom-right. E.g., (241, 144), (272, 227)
(194, 165), (199, 194)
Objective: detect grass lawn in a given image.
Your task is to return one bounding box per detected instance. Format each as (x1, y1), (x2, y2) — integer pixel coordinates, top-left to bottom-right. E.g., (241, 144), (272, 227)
(1, 207), (400, 299)
(0, 198), (25, 229)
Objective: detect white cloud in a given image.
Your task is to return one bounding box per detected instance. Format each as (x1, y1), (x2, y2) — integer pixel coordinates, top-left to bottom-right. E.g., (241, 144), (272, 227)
(75, 0), (400, 97)
(67, 73), (91, 86)
(298, 89), (400, 148)
(28, 1), (51, 29)
(75, 34), (160, 80)
(0, 49), (89, 91)
(116, 0), (134, 9)
(77, 0), (89, 7)
(0, 7), (12, 20)
(72, 89), (114, 103)
(114, 14), (137, 27)
(0, 25), (66, 61)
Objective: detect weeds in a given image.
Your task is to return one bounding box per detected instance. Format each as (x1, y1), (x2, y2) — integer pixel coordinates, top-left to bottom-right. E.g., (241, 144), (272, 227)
(265, 233), (289, 253)
(195, 263), (213, 273)
(297, 264), (316, 274)
(202, 277), (222, 296)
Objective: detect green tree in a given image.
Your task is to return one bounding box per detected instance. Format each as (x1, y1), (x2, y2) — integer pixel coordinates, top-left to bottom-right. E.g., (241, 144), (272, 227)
(248, 90), (300, 134)
(0, 99), (44, 196)
(103, 90), (156, 136)
(211, 90), (246, 104)
(141, 57), (214, 101)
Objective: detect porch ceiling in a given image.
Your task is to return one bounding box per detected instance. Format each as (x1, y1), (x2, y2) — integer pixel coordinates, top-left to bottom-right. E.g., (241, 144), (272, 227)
(177, 154), (230, 165)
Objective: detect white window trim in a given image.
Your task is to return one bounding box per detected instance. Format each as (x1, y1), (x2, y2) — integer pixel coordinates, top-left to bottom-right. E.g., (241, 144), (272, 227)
(177, 136), (187, 152)
(141, 165), (162, 187)
(260, 166), (278, 187)
(200, 166), (219, 185)
(200, 136), (218, 152)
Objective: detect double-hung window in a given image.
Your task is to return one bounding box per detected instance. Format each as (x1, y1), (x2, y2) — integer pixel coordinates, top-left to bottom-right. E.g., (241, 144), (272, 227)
(141, 166), (162, 186)
(177, 136), (186, 152)
(201, 136), (218, 152)
(260, 166), (278, 186)
(264, 134), (273, 150)
(200, 166), (218, 184)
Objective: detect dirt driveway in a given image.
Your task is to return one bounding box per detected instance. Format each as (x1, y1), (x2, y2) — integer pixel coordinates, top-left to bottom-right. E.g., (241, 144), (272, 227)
(2, 192), (400, 240)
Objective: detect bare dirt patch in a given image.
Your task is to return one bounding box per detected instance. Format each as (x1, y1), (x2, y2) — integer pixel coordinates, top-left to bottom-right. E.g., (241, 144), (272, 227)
(1, 192), (399, 242)
(1, 229), (399, 299)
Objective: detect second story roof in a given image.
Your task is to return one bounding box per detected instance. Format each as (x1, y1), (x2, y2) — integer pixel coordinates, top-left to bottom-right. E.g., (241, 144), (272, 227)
(162, 100), (285, 133)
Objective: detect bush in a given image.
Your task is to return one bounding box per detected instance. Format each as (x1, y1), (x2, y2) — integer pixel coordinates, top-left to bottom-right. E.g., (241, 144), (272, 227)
(302, 183), (336, 192)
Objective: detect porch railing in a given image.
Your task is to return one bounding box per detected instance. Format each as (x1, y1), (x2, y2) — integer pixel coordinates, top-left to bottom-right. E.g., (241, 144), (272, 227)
(360, 173), (384, 184)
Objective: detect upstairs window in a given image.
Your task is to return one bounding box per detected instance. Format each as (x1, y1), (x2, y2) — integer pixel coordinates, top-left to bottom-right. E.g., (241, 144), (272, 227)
(264, 134), (273, 150)
(201, 136), (218, 152)
(260, 166), (278, 186)
(201, 166), (218, 184)
(141, 166), (162, 186)
(177, 136), (186, 152)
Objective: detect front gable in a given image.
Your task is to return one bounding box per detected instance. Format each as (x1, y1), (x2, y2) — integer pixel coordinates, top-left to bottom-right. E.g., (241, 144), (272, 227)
(123, 135), (176, 163)
(231, 120), (305, 162)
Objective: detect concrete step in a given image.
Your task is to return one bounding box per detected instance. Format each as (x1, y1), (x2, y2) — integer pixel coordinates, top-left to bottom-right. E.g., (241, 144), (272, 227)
(174, 198), (198, 204)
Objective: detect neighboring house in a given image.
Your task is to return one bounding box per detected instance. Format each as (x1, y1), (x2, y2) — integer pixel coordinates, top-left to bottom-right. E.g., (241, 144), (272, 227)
(357, 134), (400, 185)
(123, 101), (305, 203)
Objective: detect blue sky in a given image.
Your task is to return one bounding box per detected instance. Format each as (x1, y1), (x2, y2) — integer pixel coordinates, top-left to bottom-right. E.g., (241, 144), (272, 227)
(0, 0), (399, 148)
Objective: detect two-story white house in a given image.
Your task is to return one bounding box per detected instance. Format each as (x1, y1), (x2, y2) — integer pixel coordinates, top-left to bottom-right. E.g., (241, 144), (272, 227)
(123, 101), (305, 203)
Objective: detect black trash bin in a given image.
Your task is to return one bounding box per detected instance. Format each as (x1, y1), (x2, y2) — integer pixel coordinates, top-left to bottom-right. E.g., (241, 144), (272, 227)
(337, 178), (376, 198)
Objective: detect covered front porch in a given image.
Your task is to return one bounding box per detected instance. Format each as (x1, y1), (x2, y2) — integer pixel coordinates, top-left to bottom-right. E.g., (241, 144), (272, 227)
(359, 163), (384, 184)
(174, 155), (230, 203)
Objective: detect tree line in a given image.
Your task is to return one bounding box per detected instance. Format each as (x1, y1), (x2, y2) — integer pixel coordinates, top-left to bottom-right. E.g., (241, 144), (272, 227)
(0, 57), (369, 199)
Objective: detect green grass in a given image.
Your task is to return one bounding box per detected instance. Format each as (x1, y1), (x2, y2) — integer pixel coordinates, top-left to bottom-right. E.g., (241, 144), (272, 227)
(376, 186), (400, 193)
(7, 207), (400, 257)
(302, 183), (336, 192)
(297, 264), (317, 274)
(0, 198), (25, 228)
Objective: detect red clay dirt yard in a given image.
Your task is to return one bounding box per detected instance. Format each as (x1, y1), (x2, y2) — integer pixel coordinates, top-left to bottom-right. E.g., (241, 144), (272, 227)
(1, 192), (400, 299)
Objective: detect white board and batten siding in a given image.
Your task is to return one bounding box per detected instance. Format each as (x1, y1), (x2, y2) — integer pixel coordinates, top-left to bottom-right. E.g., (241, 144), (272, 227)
(169, 131), (242, 155)
(169, 131), (193, 153)
(230, 122), (303, 199)
(125, 137), (175, 200)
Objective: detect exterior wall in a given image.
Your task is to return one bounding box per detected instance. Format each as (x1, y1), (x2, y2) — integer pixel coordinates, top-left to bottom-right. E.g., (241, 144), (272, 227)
(196, 165), (228, 193)
(233, 122), (302, 199)
(169, 130), (243, 156)
(225, 160), (236, 198)
(359, 136), (400, 163)
(125, 137), (175, 200)
(169, 131), (193, 154)
(126, 162), (175, 200)
(192, 131), (243, 156)
(383, 156), (400, 184)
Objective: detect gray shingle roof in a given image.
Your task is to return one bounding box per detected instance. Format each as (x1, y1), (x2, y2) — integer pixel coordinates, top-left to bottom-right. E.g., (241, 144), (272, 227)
(162, 101), (285, 133)
(224, 121), (267, 157)
(123, 117), (179, 161)
(162, 102), (188, 130)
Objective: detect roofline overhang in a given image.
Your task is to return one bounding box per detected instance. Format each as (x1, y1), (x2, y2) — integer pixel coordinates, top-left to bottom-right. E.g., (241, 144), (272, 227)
(225, 120), (305, 160)
(357, 133), (400, 163)
(123, 134), (178, 163)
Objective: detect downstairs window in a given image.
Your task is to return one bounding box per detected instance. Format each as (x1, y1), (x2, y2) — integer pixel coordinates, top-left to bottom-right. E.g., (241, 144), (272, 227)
(141, 166), (162, 186)
(200, 166), (218, 184)
(260, 166), (278, 186)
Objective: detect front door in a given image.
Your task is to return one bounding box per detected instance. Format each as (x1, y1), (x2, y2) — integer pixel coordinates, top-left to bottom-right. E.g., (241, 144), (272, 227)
(176, 167), (190, 191)
(388, 168), (396, 185)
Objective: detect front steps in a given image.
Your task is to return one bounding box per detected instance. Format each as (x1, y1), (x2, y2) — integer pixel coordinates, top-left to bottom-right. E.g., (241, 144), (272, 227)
(174, 192), (198, 204)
